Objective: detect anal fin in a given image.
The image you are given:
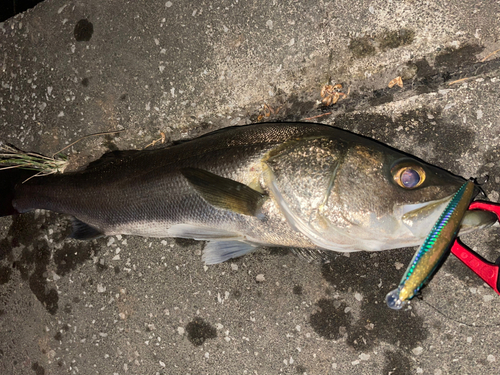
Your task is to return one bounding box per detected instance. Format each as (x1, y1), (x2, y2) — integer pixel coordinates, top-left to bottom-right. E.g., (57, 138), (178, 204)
(203, 240), (258, 264)
(70, 218), (103, 240)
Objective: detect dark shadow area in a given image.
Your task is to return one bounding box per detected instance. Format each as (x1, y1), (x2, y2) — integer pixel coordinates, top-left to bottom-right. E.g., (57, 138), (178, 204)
(311, 249), (429, 351)
(0, 212), (98, 315)
(0, 0), (45, 22)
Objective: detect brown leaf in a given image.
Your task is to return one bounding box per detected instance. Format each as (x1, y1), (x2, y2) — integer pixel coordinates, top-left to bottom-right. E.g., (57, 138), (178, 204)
(388, 76), (403, 88)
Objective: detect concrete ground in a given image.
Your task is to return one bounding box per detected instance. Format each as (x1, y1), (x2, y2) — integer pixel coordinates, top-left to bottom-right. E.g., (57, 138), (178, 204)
(1, 0), (500, 374)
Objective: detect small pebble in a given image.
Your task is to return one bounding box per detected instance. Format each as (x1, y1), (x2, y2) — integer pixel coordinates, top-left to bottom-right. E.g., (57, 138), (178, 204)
(359, 353), (370, 361)
(483, 295), (494, 302)
(412, 346), (423, 356)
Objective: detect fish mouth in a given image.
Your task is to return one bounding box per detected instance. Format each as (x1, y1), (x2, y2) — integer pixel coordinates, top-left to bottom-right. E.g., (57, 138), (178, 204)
(399, 195), (497, 238)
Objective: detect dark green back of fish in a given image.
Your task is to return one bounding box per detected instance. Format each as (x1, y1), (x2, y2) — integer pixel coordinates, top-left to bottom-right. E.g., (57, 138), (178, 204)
(11, 124), (335, 230)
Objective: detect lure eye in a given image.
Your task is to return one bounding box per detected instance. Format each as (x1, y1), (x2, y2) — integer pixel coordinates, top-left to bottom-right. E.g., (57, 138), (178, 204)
(392, 164), (426, 189)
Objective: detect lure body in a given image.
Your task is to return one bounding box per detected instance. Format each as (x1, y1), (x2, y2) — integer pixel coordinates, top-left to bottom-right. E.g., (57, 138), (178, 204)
(386, 180), (476, 310)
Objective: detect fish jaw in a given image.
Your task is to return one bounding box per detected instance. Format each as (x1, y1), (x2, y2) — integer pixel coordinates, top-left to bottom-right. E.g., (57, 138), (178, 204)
(399, 195), (455, 239)
(398, 195), (497, 242)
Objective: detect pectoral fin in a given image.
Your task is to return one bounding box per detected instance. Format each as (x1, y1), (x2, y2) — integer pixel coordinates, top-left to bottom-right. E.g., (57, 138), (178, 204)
(181, 168), (267, 217)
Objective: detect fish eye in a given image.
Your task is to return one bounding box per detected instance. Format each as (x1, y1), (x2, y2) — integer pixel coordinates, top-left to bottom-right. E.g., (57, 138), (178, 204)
(392, 164), (426, 189)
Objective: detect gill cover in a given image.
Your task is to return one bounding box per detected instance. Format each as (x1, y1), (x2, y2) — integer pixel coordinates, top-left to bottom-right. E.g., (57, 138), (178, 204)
(262, 137), (356, 251)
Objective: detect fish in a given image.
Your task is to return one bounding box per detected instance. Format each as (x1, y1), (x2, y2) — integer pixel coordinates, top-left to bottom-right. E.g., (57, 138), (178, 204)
(386, 180), (476, 309)
(0, 123), (495, 264)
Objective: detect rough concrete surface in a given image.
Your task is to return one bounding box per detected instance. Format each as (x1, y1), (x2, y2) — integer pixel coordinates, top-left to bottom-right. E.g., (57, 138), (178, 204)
(1, 0), (500, 374)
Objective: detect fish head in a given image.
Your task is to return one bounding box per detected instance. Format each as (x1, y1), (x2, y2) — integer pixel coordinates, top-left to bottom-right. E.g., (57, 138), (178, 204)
(320, 141), (474, 249)
(264, 132), (495, 251)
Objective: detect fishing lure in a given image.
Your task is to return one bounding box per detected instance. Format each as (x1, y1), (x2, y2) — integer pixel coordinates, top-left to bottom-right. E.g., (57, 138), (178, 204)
(386, 180), (476, 310)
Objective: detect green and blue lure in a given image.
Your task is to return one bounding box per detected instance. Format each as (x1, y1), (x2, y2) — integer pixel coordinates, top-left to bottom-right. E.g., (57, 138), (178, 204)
(386, 180), (476, 310)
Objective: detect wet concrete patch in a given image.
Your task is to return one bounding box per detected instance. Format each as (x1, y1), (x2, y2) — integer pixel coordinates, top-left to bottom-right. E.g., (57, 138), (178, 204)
(378, 29), (415, 51)
(477, 146), (500, 205)
(267, 247), (292, 257)
(0, 238), (12, 262)
(368, 90), (393, 106)
(14, 241), (59, 315)
(31, 362), (45, 375)
(435, 45), (484, 71)
(74, 19), (94, 42)
(293, 285), (303, 295)
(0, 265), (11, 284)
(295, 364), (307, 373)
(174, 238), (199, 248)
(382, 350), (412, 375)
(1, 212), (98, 315)
(349, 36), (376, 58)
(231, 289), (242, 299)
(288, 94), (316, 114)
(313, 249), (428, 351)
(310, 299), (351, 340)
(185, 317), (217, 346)
(54, 242), (96, 276)
(414, 59), (437, 79)
(321, 50), (500, 116)
(412, 59), (439, 94)
(349, 29), (415, 58)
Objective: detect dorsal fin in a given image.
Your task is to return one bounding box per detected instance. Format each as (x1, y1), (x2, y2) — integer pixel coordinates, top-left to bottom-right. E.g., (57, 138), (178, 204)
(83, 150), (142, 172)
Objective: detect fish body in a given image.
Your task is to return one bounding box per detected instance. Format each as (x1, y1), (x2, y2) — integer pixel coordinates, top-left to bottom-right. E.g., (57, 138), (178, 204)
(2, 123), (494, 264)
